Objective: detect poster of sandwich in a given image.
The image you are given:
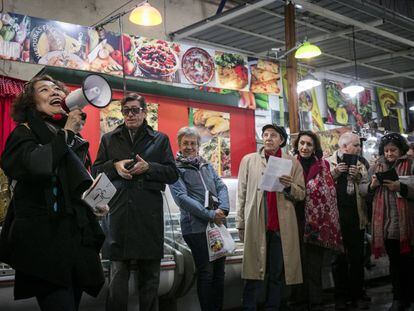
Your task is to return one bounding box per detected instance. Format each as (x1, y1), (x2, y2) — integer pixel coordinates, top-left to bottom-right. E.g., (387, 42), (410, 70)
(0, 12), (31, 62)
(376, 87), (403, 132)
(249, 58), (281, 95)
(100, 100), (158, 136)
(190, 108), (231, 177)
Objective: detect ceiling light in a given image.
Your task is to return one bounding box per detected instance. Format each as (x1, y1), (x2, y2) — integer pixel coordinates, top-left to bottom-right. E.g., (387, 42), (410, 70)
(409, 106), (414, 111)
(295, 41), (321, 59)
(297, 73), (321, 92)
(342, 81), (365, 97)
(295, 4), (303, 9)
(129, 1), (162, 26)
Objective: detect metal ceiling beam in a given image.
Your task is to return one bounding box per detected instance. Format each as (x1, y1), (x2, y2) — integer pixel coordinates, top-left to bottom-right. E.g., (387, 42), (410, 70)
(216, 24), (284, 43)
(318, 49), (414, 71)
(169, 0), (275, 41)
(294, 0), (414, 48)
(361, 70), (414, 82)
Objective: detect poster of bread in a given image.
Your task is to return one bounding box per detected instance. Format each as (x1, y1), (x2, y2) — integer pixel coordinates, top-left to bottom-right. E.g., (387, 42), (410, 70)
(214, 51), (249, 91)
(191, 108), (231, 177)
(249, 59), (281, 95)
(100, 100), (158, 136)
(30, 17), (88, 69)
(0, 13), (31, 62)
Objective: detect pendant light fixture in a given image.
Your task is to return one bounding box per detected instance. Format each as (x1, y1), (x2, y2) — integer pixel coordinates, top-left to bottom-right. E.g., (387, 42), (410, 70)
(295, 41), (321, 59)
(129, 1), (162, 26)
(297, 73), (321, 93)
(342, 27), (364, 97)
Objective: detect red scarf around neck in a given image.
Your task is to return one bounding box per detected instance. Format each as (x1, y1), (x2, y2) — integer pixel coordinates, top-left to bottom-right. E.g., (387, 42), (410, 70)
(265, 148), (282, 231)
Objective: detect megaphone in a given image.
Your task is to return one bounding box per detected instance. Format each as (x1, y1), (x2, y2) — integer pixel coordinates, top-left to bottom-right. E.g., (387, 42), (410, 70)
(61, 74), (112, 113)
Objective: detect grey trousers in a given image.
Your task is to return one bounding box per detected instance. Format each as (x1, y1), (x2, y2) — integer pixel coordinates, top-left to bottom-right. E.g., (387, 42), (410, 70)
(106, 259), (161, 311)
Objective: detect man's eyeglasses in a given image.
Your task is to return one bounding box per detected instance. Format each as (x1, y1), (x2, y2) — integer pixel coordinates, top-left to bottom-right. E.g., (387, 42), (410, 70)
(121, 107), (144, 116)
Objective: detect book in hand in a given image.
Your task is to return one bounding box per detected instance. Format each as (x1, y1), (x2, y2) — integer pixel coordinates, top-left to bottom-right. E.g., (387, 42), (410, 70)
(375, 168), (399, 184)
(341, 154), (359, 166)
(82, 172), (116, 212)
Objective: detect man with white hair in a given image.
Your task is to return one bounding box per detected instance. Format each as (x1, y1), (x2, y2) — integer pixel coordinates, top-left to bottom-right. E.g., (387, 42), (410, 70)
(328, 132), (369, 310)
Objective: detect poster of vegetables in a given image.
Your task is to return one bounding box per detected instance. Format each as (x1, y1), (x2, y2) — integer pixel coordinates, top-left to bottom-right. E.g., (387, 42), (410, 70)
(298, 89), (324, 131)
(325, 80), (372, 127)
(214, 52), (249, 91)
(100, 100), (158, 136)
(0, 12), (31, 62)
(249, 58), (281, 95)
(191, 108), (231, 177)
(29, 17), (89, 69)
(319, 126), (352, 158)
(376, 87), (403, 132)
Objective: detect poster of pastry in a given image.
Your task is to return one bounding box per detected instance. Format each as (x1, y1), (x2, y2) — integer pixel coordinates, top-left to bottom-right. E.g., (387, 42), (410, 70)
(376, 87), (403, 132)
(100, 100), (158, 136)
(30, 17), (88, 69)
(249, 58), (281, 95)
(191, 108), (231, 177)
(180, 44), (216, 86)
(0, 13), (31, 62)
(126, 36), (181, 82)
(86, 28), (124, 76)
(214, 51), (249, 91)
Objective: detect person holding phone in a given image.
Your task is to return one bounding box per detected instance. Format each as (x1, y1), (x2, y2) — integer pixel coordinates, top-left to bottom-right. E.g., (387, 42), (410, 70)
(360, 133), (414, 311)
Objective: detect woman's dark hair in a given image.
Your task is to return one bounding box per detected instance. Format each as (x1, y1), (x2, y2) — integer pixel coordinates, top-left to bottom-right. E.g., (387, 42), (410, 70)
(11, 75), (68, 123)
(378, 132), (409, 156)
(293, 130), (323, 159)
(120, 92), (146, 109)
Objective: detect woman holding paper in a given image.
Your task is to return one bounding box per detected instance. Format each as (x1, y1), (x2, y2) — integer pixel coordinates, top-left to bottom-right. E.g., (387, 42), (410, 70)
(170, 126), (229, 311)
(293, 131), (343, 311)
(360, 133), (414, 311)
(0, 75), (105, 311)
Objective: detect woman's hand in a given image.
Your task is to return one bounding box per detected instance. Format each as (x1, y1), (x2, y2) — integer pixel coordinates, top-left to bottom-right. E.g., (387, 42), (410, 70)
(93, 204), (109, 217)
(64, 109), (85, 134)
(370, 175), (380, 190)
(383, 180), (401, 192)
(213, 209), (226, 226)
(279, 175), (293, 188)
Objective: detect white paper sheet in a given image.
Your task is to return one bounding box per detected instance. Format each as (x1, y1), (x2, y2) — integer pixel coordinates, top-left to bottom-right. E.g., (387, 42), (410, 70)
(259, 156), (293, 192)
(82, 172), (116, 210)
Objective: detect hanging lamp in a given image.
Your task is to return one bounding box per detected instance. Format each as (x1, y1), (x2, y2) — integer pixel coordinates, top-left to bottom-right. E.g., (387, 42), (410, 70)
(129, 1), (162, 26)
(342, 27), (364, 97)
(295, 41), (321, 59)
(297, 73), (321, 93)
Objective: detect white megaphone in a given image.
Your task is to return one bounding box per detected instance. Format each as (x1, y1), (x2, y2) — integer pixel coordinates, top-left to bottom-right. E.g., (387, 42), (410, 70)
(61, 74), (112, 114)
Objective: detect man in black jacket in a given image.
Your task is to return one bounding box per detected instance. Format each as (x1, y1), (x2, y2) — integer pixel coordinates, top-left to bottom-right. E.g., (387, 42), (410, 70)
(93, 93), (178, 311)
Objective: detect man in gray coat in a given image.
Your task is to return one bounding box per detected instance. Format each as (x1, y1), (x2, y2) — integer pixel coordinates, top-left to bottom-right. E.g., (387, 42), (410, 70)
(93, 93), (178, 311)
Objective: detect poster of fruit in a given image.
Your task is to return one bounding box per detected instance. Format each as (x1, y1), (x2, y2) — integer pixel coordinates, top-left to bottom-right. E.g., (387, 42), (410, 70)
(325, 80), (372, 127)
(319, 126), (351, 158)
(100, 100), (158, 136)
(376, 87), (403, 132)
(29, 17), (88, 70)
(86, 29), (124, 76)
(179, 44), (216, 86)
(249, 58), (281, 95)
(298, 89), (324, 131)
(214, 52), (249, 91)
(125, 36), (181, 82)
(0, 13), (31, 62)
(191, 108), (231, 177)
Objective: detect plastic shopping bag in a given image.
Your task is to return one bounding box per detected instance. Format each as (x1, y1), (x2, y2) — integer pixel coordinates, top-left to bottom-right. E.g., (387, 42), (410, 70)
(206, 222), (236, 262)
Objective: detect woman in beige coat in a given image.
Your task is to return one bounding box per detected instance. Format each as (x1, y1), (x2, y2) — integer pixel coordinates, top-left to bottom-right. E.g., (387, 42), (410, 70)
(236, 124), (305, 310)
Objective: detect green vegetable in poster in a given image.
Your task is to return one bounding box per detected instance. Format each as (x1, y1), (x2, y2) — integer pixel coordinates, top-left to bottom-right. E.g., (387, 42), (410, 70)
(0, 25), (15, 41)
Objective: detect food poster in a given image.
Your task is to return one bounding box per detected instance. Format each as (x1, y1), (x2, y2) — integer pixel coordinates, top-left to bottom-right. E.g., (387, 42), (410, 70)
(248, 58), (281, 95)
(298, 89), (324, 131)
(214, 51), (249, 91)
(376, 87), (403, 132)
(0, 13), (31, 62)
(179, 44), (216, 86)
(29, 17), (88, 70)
(190, 108), (231, 177)
(355, 89), (373, 126)
(86, 28), (124, 76)
(100, 100), (158, 136)
(319, 126), (351, 158)
(125, 36), (181, 83)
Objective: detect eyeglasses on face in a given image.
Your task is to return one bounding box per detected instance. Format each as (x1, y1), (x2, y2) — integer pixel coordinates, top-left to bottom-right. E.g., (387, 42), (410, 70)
(121, 107), (144, 116)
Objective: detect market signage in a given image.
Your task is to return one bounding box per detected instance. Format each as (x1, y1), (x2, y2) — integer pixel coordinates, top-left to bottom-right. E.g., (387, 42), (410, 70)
(0, 12), (282, 108)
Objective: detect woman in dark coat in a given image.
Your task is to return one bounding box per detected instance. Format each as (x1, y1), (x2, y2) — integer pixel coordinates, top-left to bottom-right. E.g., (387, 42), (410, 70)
(0, 75), (105, 311)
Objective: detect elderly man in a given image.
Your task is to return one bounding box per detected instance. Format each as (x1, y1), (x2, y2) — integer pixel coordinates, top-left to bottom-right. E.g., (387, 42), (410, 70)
(328, 132), (369, 310)
(93, 93), (178, 311)
(237, 124), (305, 311)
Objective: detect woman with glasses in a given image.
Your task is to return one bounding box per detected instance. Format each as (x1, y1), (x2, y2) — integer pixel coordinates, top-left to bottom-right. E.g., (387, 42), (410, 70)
(360, 133), (414, 311)
(0, 75), (105, 311)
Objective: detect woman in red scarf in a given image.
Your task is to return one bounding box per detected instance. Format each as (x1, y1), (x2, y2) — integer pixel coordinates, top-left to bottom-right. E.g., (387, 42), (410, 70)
(360, 133), (414, 311)
(293, 131), (343, 311)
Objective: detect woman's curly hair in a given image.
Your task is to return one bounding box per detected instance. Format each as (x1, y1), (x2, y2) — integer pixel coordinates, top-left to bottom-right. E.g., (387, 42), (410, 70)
(293, 130), (324, 159)
(11, 75), (68, 123)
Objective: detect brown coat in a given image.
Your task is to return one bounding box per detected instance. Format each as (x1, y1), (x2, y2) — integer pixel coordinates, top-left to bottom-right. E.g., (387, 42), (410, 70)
(236, 149), (305, 284)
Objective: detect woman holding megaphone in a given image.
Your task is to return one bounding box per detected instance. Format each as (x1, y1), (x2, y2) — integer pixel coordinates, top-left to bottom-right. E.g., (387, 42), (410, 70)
(0, 75), (105, 311)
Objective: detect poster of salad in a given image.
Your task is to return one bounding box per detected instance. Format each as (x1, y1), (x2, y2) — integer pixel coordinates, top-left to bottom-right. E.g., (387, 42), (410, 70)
(214, 52), (249, 91)
(325, 80), (372, 127)
(100, 100), (158, 136)
(29, 17), (89, 70)
(191, 108), (231, 177)
(0, 12), (31, 62)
